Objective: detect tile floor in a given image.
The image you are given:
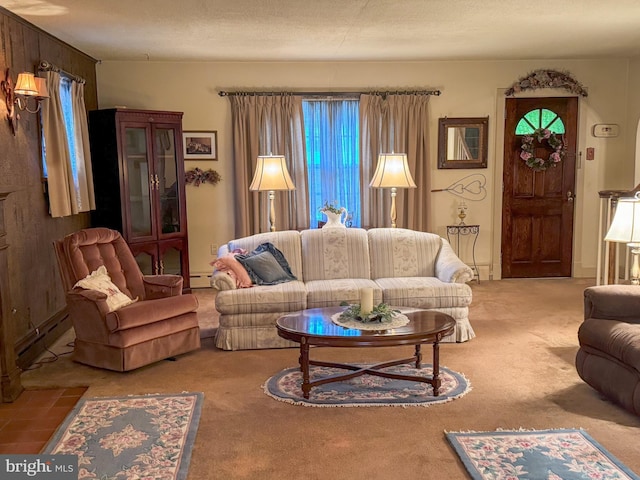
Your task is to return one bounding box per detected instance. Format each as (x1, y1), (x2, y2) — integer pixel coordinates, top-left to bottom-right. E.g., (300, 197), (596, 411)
(0, 387), (87, 453)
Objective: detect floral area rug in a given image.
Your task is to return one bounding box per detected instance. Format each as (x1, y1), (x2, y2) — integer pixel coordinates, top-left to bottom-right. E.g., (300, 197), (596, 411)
(446, 429), (640, 480)
(42, 392), (203, 480)
(264, 363), (470, 407)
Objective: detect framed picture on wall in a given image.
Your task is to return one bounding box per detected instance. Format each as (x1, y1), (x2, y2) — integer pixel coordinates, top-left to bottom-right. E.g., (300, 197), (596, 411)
(183, 131), (217, 160)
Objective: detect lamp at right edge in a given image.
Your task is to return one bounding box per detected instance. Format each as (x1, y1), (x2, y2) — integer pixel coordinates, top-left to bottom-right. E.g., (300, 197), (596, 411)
(369, 152), (416, 228)
(605, 193), (640, 285)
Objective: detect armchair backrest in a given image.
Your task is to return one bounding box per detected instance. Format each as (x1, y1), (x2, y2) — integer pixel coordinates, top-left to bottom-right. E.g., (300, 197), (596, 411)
(54, 228), (145, 300)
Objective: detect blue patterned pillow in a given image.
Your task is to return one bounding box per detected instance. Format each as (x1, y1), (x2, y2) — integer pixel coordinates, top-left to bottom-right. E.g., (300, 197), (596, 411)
(236, 243), (297, 285)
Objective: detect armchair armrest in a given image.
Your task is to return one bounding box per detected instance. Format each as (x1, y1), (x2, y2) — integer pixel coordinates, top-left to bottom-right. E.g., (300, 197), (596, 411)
(211, 271), (237, 291)
(584, 285), (640, 324)
(143, 275), (183, 299)
(67, 288), (111, 315)
(435, 240), (474, 284)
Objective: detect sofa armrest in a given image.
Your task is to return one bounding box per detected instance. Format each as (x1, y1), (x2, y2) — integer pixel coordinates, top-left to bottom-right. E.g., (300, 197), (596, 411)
(143, 275), (183, 299)
(211, 272), (237, 291)
(584, 285), (640, 324)
(435, 240), (474, 284)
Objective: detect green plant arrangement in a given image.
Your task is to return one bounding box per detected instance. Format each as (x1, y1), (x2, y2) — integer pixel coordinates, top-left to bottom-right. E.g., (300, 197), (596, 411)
(320, 200), (346, 215)
(339, 302), (401, 323)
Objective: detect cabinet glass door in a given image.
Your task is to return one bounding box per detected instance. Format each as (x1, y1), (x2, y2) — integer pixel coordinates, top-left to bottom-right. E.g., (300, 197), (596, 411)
(154, 128), (181, 235)
(160, 247), (182, 275)
(124, 127), (152, 238)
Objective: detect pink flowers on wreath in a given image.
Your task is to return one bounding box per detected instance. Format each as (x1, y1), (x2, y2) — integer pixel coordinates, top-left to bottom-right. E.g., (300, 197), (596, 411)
(520, 128), (566, 172)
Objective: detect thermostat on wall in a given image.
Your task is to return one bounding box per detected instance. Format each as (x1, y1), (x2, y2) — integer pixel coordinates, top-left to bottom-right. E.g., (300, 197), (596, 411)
(592, 124), (620, 137)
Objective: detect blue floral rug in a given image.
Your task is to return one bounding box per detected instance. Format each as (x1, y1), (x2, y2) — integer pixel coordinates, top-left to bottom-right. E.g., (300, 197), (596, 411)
(42, 392), (203, 480)
(263, 363), (470, 407)
(446, 429), (640, 480)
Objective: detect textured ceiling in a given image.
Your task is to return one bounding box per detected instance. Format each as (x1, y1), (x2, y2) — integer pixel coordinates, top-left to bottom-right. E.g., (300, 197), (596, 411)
(2, 0), (640, 62)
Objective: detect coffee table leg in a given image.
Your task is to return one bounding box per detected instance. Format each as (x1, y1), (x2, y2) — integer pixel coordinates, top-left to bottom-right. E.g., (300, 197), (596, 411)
(415, 344), (422, 369)
(300, 338), (311, 399)
(433, 340), (441, 396)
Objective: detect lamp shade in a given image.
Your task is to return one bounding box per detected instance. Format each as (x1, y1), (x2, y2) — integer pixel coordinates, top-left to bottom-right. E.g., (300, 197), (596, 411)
(249, 155), (296, 192)
(34, 77), (49, 99)
(369, 153), (417, 189)
(605, 197), (640, 245)
(14, 72), (39, 96)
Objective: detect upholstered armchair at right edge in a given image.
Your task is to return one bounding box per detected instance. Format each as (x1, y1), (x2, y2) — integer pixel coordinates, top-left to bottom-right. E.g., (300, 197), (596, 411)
(576, 285), (640, 416)
(54, 227), (201, 372)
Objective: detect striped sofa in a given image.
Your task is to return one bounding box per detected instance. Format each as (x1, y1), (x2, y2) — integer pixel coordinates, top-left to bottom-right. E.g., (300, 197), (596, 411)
(211, 227), (475, 351)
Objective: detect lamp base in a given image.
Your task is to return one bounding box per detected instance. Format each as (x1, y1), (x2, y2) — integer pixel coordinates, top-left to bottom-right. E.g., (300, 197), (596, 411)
(630, 246), (640, 285)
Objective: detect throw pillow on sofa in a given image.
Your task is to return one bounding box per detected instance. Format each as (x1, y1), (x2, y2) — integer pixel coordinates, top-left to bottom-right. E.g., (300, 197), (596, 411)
(212, 252), (253, 288)
(73, 265), (137, 312)
(236, 242), (297, 285)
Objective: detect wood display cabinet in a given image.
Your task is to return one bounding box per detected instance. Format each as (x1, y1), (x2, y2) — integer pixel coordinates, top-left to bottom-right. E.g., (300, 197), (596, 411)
(88, 108), (190, 291)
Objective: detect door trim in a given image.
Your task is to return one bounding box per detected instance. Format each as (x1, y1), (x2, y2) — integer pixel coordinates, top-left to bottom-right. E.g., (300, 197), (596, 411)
(491, 88), (585, 280)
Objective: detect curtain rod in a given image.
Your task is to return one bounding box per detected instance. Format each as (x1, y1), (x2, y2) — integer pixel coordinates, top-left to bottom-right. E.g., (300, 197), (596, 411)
(38, 60), (85, 84)
(218, 89), (441, 97)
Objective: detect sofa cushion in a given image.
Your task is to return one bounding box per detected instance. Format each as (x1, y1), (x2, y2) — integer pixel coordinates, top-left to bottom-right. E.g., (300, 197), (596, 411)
(374, 277), (473, 309)
(301, 228), (371, 281)
(305, 279), (382, 309)
(578, 318), (640, 372)
(228, 230), (303, 280)
(215, 280), (307, 315)
(368, 228), (441, 279)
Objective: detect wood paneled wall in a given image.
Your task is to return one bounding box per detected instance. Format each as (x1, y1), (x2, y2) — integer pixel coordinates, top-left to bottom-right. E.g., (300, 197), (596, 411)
(0, 7), (98, 368)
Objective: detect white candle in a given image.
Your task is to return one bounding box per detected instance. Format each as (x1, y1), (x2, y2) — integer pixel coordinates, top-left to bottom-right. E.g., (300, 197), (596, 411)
(360, 287), (374, 316)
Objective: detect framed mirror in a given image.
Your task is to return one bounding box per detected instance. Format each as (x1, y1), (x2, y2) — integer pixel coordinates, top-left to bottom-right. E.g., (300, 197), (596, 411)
(438, 117), (488, 169)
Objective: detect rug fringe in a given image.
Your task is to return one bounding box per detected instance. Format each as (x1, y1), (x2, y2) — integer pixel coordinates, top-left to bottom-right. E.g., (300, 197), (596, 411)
(445, 427), (586, 434)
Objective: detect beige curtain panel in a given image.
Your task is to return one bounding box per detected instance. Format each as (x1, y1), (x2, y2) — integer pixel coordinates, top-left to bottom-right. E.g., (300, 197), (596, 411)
(230, 94), (309, 237)
(360, 93), (431, 231)
(40, 71), (95, 218)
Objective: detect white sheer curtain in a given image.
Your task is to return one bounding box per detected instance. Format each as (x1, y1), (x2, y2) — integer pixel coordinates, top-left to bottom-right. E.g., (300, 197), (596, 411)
(360, 93), (431, 231)
(302, 99), (360, 227)
(229, 94), (309, 236)
(40, 71), (95, 217)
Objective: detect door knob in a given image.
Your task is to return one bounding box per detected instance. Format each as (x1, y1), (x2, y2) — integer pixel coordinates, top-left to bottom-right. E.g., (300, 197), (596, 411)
(567, 190), (574, 202)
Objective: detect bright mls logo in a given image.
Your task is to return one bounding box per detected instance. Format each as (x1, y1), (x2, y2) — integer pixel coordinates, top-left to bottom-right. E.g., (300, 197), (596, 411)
(1, 455), (77, 479)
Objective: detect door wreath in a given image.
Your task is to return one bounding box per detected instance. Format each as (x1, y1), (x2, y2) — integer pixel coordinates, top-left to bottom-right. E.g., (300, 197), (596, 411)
(520, 128), (565, 172)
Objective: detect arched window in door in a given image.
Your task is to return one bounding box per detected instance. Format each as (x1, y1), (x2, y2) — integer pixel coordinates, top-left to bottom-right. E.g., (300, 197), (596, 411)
(515, 108), (565, 135)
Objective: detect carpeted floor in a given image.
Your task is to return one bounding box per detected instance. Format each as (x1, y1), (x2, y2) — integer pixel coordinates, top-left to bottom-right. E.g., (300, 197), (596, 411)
(21, 279), (640, 480)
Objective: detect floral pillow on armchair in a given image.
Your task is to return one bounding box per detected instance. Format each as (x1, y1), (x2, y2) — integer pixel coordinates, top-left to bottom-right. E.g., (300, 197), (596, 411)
(74, 265), (137, 312)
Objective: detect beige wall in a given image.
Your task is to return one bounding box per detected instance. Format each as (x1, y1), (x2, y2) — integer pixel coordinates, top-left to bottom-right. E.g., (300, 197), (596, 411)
(96, 59), (634, 284)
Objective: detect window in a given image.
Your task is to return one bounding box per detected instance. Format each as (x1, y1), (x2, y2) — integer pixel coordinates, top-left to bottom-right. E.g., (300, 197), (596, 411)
(515, 108), (565, 135)
(302, 99), (360, 227)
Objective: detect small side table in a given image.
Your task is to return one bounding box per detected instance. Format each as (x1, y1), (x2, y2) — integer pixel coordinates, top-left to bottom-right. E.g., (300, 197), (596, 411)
(446, 224), (480, 283)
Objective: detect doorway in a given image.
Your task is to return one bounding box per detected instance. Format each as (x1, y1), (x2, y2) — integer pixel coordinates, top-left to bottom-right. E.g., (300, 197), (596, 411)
(501, 97), (578, 278)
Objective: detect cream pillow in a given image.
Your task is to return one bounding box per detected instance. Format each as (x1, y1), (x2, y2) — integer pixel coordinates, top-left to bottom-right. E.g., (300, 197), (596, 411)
(74, 265), (136, 312)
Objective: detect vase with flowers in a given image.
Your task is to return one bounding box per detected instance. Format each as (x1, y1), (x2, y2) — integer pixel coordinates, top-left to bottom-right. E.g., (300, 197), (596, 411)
(320, 200), (348, 228)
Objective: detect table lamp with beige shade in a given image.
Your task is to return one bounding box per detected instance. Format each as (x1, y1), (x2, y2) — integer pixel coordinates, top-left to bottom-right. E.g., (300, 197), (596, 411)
(369, 152), (416, 228)
(249, 154), (295, 232)
(605, 193), (640, 285)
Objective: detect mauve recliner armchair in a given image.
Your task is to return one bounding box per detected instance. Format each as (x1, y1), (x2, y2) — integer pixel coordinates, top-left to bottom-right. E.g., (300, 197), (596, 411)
(54, 227), (200, 371)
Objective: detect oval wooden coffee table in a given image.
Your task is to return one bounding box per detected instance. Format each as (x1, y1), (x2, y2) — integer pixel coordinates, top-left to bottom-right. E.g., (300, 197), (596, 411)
(276, 307), (455, 399)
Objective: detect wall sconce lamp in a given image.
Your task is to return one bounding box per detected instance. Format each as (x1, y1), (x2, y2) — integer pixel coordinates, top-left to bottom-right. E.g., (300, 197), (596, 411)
(249, 154), (296, 232)
(1, 68), (49, 135)
(369, 152), (416, 227)
(605, 193), (640, 285)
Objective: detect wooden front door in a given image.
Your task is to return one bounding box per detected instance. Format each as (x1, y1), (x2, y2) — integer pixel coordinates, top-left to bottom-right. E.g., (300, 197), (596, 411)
(502, 97), (578, 278)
